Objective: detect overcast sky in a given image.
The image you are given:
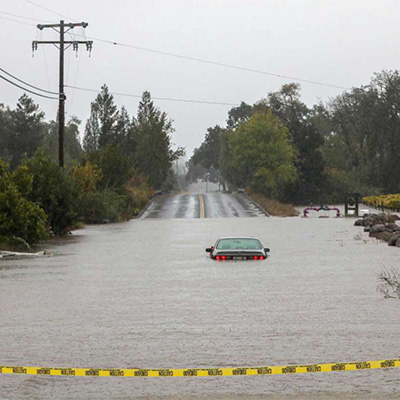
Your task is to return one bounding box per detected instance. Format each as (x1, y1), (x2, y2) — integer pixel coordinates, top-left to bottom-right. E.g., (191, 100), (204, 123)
(1, 0), (399, 157)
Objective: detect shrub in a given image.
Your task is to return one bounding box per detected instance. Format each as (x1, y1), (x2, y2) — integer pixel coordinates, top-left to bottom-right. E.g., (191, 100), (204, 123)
(79, 189), (126, 223)
(363, 194), (400, 210)
(22, 149), (79, 234)
(377, 269), (400, 298)
(0, 158), (48, 244)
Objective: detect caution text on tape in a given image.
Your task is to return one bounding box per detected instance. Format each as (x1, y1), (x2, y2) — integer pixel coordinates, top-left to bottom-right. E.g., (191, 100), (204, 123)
(0, 359), (399, 377)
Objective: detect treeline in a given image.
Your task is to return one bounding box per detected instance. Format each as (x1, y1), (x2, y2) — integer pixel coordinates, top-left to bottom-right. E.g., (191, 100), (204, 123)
(188, 70), (400, 204)
(0, 86), (184, 247)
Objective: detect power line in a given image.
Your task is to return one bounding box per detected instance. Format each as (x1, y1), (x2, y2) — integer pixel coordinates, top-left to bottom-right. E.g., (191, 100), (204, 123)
(20, 0), (349, 90)
(77, 34), (351, 91)
(24, 0), (76, 21)
(0, 10), (51, 22)
(0, 67), (59, 95)
(65, 85), (239, 106)
(0, 74), (59, 100)
(0, 15), (36, 26)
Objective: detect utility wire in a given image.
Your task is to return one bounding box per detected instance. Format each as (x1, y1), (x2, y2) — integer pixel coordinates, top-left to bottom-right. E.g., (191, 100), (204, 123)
(77, 34), (350, 91)
(0, 74), (60, 99)
(24, 0), (76, 21)
(0, 10), (51, 22)
(0, 67), (59, 95)
(65, 85), (238, 106)
(21, 0), (349, 90)
(0, 14), (35, 26)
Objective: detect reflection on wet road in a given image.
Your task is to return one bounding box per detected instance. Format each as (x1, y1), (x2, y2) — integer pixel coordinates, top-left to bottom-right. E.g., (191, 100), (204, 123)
(1, 212), (400, 399)
(142, 192), (266, 218)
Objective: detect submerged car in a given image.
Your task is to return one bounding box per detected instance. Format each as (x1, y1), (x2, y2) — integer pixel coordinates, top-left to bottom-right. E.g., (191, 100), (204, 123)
(205, 237), (270, 260)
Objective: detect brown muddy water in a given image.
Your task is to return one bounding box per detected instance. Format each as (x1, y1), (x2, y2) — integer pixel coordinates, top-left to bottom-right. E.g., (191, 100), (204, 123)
(1, 216), (400, 399)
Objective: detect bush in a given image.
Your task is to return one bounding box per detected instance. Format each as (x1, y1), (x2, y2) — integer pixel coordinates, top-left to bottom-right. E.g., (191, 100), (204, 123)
(377, 269), (400, 298)
(22, 149), (78, 234)
(0, 158), (48, 244)
(363, 194), (400, 210)
(79, 189), (126, 223)
(124, 174), (151, 215)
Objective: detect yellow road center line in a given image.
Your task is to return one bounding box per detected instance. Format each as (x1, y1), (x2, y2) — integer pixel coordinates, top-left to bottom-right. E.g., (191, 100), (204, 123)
(199, 194), (205, 218)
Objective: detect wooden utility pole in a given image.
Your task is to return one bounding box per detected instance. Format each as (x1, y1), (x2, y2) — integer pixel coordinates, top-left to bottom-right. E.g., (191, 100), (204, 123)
(32, 21), (92, 167)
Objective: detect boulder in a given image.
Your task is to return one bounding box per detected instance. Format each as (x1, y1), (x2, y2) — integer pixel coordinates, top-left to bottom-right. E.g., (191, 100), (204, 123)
(370, 228), (392, 238)
(397, 238), (400, 248)
(362, 218), (373, 226)
(385, 223), (400, 231)
(377, 231), (393, 242)
(388, 214), (400, 223)
(354, 219), (364, 226)
(371, 224), (386, 232)
(378, 213), (388, 224)
(388, 232), (400, 246)
(364, 227), (371, 232)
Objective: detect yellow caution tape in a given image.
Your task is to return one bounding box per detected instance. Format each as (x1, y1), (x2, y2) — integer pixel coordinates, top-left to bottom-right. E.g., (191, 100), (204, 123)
(0, 359), (399, 377)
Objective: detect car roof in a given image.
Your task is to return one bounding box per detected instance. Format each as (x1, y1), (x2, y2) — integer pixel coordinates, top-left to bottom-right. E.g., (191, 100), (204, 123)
(217, 236), (259, 240)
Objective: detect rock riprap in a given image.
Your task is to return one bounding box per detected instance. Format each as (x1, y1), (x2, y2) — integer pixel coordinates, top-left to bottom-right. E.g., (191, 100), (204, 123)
(354, 213), (400, 247)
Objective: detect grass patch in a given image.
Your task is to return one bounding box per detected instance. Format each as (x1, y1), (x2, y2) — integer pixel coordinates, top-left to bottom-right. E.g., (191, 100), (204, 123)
(249, 193), (299, 217)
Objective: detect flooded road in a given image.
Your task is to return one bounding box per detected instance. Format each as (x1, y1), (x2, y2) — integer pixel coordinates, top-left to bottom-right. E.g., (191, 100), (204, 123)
(1, 208), (400, 399)
(142, 192), (266, 218)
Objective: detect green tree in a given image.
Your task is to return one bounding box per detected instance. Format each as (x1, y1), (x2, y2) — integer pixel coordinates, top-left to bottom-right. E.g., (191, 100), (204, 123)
(45, 116), (83, 164)
(227, 112), (297, 197)
(22, 150), (78, 234)
(324, 70), (400, 194)
(134, 91), (184, 189)
(83, 85), (120, 151)
(226, 101), (254, 129)
(0, 158), (47, 244)
(265, 84), (326, 203)
(85, 144), (135, 190)
(0, 95), (46, 169)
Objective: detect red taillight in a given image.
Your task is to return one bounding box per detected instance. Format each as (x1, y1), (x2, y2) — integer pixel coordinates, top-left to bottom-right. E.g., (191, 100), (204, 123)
(260, 256), (265, 260)
(216, 256), (220, 261)
(222, 256), (227, 260)
(253, 256), (258, 260)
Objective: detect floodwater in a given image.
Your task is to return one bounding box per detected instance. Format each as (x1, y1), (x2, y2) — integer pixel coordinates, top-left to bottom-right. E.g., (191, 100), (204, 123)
(142, 193), (265, 218)
(1, 205), (400, 398)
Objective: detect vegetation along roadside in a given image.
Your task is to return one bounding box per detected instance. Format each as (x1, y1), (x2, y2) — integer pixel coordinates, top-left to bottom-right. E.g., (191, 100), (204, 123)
(0, 88), (184, 251)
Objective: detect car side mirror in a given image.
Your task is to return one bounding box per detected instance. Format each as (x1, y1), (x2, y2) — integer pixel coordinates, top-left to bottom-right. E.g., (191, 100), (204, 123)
(264, 248), (270, 253)
(206, 248), (212, 253)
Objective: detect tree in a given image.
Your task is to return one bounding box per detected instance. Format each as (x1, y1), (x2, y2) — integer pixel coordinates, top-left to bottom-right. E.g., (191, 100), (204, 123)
(22, 150), (78, 234)
(322, 70), (400, 194)
(265, 84), (326, 203)
(83, 107), (100, 152)
(227, 112), (297, 197)
(83, 85), (120, 151)
(45, 116), (83, 164)
(0, 158), (47, 244)
(84, 144), (135, 190)
(226, 101), (254, 129)
(0, 95), (46, 169)
(134, 91), (184, 189)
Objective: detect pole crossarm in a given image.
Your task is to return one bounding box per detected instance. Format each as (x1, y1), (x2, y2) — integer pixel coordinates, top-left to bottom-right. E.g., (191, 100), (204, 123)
(37, 22), (88, 30)
(33, 41), (93, 45)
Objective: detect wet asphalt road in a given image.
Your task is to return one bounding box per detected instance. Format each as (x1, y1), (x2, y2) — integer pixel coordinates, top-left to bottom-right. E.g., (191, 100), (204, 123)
(142, 192), (266, 218)
(1, 197), (400, 399)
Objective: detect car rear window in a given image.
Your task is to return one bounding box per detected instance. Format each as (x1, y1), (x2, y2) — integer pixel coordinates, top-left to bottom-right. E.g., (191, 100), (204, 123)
(216, 238), (262, 250)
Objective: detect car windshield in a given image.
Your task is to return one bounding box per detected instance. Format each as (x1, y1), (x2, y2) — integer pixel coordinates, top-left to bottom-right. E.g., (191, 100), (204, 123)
(216, 238), (262, 250)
